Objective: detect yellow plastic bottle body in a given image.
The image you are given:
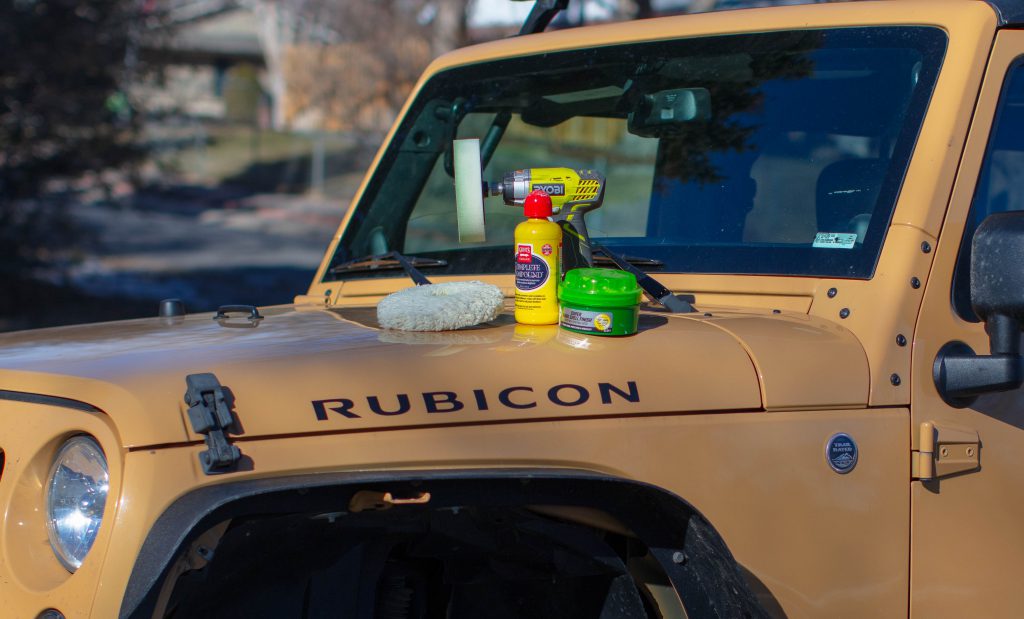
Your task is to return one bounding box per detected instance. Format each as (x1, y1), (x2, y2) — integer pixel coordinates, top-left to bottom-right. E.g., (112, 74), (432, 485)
(514, 217), (561, 325)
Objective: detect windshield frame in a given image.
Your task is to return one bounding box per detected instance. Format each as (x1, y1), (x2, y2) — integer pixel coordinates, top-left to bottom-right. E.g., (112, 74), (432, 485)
(323, 25), (948, 283)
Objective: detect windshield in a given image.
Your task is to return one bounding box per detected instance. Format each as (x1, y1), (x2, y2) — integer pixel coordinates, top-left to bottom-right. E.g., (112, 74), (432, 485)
(326, 26), (947, 281)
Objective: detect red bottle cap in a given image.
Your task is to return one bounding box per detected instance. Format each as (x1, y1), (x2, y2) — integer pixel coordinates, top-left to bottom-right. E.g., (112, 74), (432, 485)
(523, 189), (553, 218)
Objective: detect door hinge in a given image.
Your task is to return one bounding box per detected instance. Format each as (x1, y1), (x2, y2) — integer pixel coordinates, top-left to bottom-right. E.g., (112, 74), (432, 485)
(912, 421), (980, 481)
(184, 373), (242, 475)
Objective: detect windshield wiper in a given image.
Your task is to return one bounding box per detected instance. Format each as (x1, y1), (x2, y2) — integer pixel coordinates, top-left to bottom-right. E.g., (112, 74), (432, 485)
(330, 251), (445, 285)
(591, 250), (664, 268)
(331, 247), (689, 312)
(590, 242), (694, 313)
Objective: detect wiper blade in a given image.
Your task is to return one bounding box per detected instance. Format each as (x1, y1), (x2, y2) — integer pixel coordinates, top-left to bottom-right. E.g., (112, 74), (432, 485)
(590, 242), (693, 313)
(330, 251), (445, 285)
(591, 250), (664, 268)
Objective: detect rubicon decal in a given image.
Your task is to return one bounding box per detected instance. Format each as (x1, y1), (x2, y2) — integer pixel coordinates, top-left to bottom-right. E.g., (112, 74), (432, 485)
(312, 381), (639, 420)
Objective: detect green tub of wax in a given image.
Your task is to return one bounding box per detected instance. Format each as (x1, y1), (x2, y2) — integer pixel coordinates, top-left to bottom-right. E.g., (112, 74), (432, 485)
(558, 268), (642, 337)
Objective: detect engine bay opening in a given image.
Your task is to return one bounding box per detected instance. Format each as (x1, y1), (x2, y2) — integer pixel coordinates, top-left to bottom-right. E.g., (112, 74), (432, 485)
(160, 503), (679, 618)
(126, 472), (766, 618)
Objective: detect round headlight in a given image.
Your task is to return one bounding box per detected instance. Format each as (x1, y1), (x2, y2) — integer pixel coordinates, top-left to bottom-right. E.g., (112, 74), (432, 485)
(45, 436), (109, 572)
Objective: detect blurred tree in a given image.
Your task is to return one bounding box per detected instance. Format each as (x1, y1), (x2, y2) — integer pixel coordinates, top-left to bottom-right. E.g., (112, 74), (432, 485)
(431, 0), (471, 57)
(249, 0), (471, 132)
(632, 0), (654, 18)
(0, 0), (143, 268)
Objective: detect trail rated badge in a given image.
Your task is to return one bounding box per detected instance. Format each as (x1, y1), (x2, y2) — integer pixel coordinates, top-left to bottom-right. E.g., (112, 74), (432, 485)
(826, 433), (858, 474)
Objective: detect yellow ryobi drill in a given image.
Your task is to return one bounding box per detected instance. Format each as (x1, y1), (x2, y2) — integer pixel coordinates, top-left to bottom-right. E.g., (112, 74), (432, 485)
(482, 166), (693, 313)
(487, 168), (606, 269)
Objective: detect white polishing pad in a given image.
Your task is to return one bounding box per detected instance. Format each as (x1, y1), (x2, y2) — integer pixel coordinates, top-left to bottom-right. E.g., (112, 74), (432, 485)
(454, 138), (486, 243)
(377, 281), (504, 331)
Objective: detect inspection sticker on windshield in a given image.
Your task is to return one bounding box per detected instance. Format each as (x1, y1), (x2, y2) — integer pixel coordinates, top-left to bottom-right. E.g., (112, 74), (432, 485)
(813, 232), (857, 249)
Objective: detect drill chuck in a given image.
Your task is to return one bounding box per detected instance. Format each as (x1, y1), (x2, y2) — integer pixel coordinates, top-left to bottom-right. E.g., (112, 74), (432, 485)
(485, 170), (533, 205)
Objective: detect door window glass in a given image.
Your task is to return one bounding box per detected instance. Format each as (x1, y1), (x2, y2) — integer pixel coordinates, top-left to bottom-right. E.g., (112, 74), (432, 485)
(953, 59), (1024, 321)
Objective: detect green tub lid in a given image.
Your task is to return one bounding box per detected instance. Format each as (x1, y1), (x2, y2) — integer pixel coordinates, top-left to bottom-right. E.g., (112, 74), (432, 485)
(559, 268), (643, 308)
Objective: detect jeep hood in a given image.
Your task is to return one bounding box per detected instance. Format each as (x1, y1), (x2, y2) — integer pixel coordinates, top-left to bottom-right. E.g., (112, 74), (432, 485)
(0, 304), (867, 447)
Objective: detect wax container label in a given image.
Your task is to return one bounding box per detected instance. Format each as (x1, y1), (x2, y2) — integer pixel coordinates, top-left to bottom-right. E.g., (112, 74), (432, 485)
(561, 307), (614, 333)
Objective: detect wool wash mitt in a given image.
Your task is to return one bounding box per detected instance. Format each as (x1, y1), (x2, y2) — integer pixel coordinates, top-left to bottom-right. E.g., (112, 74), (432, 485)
(377, 281), (504, 331)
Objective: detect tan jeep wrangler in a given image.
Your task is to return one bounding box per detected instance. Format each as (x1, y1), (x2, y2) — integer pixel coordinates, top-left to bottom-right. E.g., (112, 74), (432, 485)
(5, 1), (1024, 616)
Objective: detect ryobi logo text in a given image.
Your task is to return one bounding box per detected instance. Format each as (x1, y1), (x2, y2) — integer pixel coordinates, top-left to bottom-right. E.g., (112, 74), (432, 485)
(530, 183), (565, 196)
(312, 380), (638, 420)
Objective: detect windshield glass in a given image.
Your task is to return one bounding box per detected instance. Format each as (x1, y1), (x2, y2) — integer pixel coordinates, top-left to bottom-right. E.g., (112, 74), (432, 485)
(326, 26), (947, 281)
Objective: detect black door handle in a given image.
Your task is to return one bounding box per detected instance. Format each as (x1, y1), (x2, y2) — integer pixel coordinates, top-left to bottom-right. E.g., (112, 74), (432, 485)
(213, 305), (263, 322)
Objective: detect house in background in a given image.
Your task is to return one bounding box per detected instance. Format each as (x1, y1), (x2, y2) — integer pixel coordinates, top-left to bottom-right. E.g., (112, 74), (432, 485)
(137, 1), (265, 123)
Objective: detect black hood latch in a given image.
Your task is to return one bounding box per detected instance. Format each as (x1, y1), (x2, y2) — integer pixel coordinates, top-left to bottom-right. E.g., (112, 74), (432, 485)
(184, 373), (242, 475)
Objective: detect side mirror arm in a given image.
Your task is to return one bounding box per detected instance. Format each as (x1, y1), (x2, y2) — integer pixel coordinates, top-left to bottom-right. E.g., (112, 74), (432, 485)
(934, 314), (1024, 408)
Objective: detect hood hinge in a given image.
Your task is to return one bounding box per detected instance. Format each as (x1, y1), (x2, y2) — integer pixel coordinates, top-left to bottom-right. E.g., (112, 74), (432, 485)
(912, 421), (980, 481)
(184, 373), (242, 475)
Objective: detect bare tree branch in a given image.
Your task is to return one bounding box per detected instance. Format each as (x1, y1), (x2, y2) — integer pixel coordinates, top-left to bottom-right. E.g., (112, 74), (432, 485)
(246, 0), (471, 132)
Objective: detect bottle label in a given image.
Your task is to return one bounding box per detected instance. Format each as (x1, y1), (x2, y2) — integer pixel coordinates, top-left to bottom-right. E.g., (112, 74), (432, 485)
(516, 243), (533, 264)
(514, 230), (559, 324)
(515, 247), (550, 292)
(561, 308), (614, 333)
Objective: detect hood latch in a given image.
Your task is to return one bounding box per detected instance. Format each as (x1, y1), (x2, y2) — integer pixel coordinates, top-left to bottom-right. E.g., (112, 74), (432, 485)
(185, 373), (242, 475)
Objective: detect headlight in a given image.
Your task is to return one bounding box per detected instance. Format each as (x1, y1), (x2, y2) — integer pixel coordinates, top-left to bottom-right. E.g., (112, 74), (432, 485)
(45, 436), (109, 571)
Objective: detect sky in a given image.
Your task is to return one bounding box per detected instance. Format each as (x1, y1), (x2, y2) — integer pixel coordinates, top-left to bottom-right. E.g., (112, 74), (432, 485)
(466, 0), (691, 28)
(467, 0), (536, 27)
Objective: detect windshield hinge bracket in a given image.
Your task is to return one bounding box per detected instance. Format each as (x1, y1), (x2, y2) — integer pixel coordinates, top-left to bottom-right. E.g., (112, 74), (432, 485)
(912, 421), (980, 481)
(184, 373), (242, 475)
(518, 0), (570, 35)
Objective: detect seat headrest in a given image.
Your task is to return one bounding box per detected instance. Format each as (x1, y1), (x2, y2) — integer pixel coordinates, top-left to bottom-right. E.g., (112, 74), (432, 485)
(816, 159), (888, 237)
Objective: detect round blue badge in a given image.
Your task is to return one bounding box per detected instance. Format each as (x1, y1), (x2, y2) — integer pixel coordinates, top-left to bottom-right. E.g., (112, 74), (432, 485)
(826, 433), (858, 474)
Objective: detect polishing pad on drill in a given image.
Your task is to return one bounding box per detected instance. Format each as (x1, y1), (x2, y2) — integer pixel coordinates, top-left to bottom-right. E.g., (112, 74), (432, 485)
(377, 281), (504, 331)
(454, 138), (486, 243)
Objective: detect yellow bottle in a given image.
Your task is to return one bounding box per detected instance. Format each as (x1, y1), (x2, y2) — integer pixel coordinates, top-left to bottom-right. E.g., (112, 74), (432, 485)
(515, 190), (561, 325)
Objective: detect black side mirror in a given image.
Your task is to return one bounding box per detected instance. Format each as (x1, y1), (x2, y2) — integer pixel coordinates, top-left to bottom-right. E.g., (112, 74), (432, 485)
(934, 212), (1024, 407)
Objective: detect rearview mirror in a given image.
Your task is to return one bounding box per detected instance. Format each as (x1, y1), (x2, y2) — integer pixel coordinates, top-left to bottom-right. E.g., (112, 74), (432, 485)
(934, 212), (1024, 407)
(628, 87), (711, 137)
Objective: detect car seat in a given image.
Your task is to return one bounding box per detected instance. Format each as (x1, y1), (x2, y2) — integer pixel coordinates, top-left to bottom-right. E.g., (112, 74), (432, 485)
(815, 158), (888, 244)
